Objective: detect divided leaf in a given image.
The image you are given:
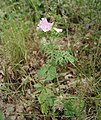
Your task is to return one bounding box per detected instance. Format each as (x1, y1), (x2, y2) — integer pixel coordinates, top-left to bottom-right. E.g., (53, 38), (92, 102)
(38, 64), (56, 81)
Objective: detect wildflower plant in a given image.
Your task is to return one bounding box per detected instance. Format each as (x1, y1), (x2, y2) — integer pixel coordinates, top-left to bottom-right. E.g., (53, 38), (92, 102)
(36, 17), (75, 82)
(35, 17), (75, 115)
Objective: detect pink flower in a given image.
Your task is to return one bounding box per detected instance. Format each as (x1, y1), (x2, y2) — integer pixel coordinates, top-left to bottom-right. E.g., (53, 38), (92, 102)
(37, 17), (54, 32)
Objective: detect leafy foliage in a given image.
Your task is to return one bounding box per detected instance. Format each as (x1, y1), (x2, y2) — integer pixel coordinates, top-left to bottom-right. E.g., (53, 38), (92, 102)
(38, 87), (55, 114)
(64, 99), (84, 117)
(38, 64), (57, 81)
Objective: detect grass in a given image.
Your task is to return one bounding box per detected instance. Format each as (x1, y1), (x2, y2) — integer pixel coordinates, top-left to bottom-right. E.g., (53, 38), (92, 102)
(0, 0), (101, 120)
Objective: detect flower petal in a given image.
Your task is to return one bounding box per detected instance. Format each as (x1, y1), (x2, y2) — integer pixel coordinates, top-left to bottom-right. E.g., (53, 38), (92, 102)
(37, 17), (54, 32)
(53, 27), (63, 32)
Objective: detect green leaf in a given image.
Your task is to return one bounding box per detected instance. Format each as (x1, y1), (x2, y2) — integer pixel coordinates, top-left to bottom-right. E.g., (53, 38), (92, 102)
(46, 66), (56, 81)
(74, 100), (84, 116)
(38, 87), (54, 115)
(66, 51), (75, 63)
(41, 103), (48, 115)
(38, 64), (56, 81)
(45, 87), (54, 97)
(48, 97), (54, 107)
(38, 87), (54, 104)
(38, 89), (46, 104)
(34, 83), (42, 88)
(64, 101), (75, 116)
(38, 64), (49, 78)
